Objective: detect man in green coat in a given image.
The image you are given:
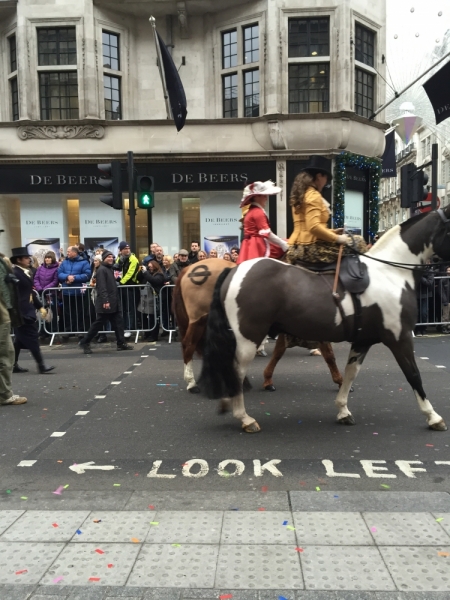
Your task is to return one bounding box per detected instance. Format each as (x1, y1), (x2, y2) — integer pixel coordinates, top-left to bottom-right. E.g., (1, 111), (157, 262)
(0, 254), (27, 405)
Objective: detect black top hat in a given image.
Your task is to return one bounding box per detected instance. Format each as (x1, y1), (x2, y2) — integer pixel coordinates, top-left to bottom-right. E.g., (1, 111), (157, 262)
(300, 155), (333, 181)
(10, 247), (31, 262)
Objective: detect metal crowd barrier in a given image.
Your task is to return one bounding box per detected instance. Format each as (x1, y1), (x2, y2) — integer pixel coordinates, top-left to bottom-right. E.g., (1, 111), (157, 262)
(40, 284), (157, 346)
(416, 274), (450, 330)
(159, 284), (177, 343)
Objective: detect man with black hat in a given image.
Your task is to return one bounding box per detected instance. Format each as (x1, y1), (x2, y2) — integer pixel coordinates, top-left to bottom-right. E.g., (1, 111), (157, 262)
(0, 252), (27, 404)
(79, 250), (132, 354)
(10, 247), (55, 374)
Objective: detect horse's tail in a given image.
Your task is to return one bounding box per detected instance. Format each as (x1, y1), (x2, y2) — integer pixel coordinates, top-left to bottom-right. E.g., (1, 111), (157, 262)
(172, 269), (189, 340)
(198, 268), (241, 399)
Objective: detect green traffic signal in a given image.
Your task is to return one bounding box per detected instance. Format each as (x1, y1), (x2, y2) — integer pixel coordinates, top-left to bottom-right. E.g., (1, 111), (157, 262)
(137, 191), (154, 209)
(136, 175), (154, 209)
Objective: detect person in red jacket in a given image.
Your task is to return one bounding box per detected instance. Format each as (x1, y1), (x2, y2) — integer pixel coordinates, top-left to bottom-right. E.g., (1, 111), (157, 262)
(237, 180), (288, 264)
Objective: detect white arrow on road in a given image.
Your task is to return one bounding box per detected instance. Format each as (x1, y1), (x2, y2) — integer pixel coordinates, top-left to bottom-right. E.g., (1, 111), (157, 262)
(69, 462), (117, 475)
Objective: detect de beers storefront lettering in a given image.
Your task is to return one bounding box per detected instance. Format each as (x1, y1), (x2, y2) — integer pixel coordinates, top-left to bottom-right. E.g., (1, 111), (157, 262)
(0, 161), (275, 194)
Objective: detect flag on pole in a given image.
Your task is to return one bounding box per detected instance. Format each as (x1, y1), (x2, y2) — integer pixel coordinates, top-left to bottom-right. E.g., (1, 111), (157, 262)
(381, 130), (396, 178)
(423, 60), (450, 125)
(150, 17), (187, 132)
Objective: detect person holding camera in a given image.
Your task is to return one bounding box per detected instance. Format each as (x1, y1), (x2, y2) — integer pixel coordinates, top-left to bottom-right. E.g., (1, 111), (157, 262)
(10, 248), (54, 374)
(0, 253), (27, 404)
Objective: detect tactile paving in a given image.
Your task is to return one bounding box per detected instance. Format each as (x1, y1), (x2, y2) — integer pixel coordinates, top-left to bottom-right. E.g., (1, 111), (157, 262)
(0, 511), (89, 542)
(363, 512), (450, 545)
(380, 545), (450, 591)
(72, 511), (152, 543)
(0, 541), (64, 584)
(40, 542), (140, 586)
(216, 544), (303, 589)
(221, 511), (296, 544)
(301, 546), (395, 591)
(0, 511), (24, 535)
(127, 543), (218, 588)
(145, 511), (222, 544)
(293, 512), (374, 545)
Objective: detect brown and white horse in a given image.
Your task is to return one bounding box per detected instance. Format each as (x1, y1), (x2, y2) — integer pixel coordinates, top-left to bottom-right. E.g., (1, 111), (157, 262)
(199, 208), (450, 433)
(172, 258), (343, 393)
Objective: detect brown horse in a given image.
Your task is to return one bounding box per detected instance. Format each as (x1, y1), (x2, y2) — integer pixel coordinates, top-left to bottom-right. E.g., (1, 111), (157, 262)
(172, 259), (343, 393)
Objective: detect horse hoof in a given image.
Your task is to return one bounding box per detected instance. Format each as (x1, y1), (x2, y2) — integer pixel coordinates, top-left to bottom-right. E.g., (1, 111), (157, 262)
(429, 420), (448, 431)
(338, 415), (356, 425)
(188, 386), (201, 394)
(243, 422), (261, 433)
(264, 385), (276, 392)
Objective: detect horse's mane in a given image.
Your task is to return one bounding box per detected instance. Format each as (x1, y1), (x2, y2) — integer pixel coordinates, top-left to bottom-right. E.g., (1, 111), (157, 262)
(368, 211), (429, 255)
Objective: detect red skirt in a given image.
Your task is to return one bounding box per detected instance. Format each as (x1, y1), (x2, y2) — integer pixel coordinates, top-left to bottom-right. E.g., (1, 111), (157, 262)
(237, 237), (284, 264)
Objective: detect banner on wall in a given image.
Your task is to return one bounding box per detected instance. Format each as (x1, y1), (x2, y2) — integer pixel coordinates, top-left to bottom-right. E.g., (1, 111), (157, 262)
(79, 199), (124, 248)
(344, 190), (364, 235)
(25, 238), (60, 265)
(20, 197), (67, 252)
(203, 236), (240, 258)
(84, 237), (119, 261)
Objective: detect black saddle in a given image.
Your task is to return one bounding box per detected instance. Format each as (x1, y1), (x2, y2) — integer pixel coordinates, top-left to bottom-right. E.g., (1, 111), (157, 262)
(298, 254), (370, 294)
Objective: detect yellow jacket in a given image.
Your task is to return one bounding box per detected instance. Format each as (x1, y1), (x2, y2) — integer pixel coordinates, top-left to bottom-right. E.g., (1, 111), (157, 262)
(288, 187), (339, 246)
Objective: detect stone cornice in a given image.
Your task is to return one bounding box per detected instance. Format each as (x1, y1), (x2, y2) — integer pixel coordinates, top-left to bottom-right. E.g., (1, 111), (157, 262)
(17, 124), (105, 140)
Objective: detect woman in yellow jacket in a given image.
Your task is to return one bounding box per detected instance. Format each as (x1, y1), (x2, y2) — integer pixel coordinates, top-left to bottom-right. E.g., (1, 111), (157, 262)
(287, 157), (366, 264)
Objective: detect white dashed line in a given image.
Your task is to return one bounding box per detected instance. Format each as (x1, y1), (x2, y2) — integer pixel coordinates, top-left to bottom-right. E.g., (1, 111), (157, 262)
(111, 381), (121, 385)
(17, 460), (36, 467)
(124, 371), (132, 374)
(133, 363), (142, 366)
(420, 357), (429, 360)
(50, 432), (66, 437)
(436, 365), (446, 368)
(95, 395), (106, 399)
(141, 355), (149, 358)
(149, 349), (157, 351)
(76, 411), (89, 416)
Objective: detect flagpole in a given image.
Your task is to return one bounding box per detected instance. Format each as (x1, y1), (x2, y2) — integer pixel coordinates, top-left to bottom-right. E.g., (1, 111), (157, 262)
(370, 50), (450, 120)
(149, 16), (172, 119)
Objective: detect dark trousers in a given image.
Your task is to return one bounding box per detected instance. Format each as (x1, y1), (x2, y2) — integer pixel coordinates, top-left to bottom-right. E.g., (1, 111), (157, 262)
(14, 320), (45, 366)
(83, 312), (125, 346)
(120, 286), (139, 331)
(62, 294), (89, 333)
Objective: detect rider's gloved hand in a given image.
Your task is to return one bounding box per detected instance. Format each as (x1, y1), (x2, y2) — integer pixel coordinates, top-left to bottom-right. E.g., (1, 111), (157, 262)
(336, 234), (353, 246)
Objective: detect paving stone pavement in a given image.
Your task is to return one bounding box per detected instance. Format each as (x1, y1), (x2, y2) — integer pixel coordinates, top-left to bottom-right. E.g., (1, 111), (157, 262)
(0, 492), (449, 599)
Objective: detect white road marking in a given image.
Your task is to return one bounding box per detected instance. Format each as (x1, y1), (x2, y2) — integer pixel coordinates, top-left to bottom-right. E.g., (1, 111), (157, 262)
(50, 432), (66, 437)
(133, 363), (142, 366)
(141, 355), (149, 357)
(95, 395), (106, 399)
(436, 365), (446, 368)
(75, 411), (89, 416)
(111, 381), (121, 385)
(420, 357), (429, 360)
(69, 461), (117, 474)
(123, 371), (132, 374)
(17, 460), (36, 467)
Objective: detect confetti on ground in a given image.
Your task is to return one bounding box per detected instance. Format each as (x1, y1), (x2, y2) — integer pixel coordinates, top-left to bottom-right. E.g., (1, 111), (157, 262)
(113, 484), (121, 487)
(283, 520), (288, 526)
(150, 521), (159, 525)
(76, 529), (82, 535)
(6, 490), (11, 494)
(300, 481), (306, 486)
(334, 495), (339, 498)
(265, 412), (271, 415)
(53, 486), (64, 496)
(220, 595), (233, 599)
(279, 596), (289, 600)
(156, 383), (178, 386)
(316, 487), (321, 491)
(172, 543), (181, 547)
(286, 525), (295, 531)
(131, 537), (140, 543)
(53, 576), (63, 584)
(57, 460), (63, 463)
(148, 505), (155, 509)
(371, 527), (377, 532)
(295, 547), (304, 552)
(15, 570), (27, 575)
(436, 518), (444, 522)
(426, 444), (434, 447)
(261, 486), (268, 492)
(95, 549), (104, 555)
(52, 523), (59, 528)
(20, 497), (27, 500)
(438, 552), (450, 557)
(298, 420), (302, 424)
(89, 577), (100, 581)
(93, 520), (102, 523)
(64, 485), (69, 489)
(107, 564), (113, 568)
(373, 433), (378, 435)
(380, 484), (390, 489)
(257, 507), (266, 511)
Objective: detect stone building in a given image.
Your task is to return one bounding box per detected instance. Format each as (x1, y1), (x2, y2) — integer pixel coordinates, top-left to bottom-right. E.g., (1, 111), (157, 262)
(0, 0), (386, 259)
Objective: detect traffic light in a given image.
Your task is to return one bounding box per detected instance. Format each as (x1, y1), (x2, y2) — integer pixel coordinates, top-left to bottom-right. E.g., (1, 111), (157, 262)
(97, 161), (123, 209)
(400, 163), (416, 208)
(137, 175), (154, 209)
(420, 171), (429, 201)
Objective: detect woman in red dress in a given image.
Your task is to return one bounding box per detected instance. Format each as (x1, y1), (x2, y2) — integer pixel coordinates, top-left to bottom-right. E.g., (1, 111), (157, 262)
(237, 180), (288, 265)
